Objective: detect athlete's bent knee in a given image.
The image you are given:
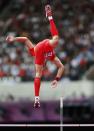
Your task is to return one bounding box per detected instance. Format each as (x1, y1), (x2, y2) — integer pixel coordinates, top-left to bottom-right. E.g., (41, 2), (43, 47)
(36, 72), (42, 78)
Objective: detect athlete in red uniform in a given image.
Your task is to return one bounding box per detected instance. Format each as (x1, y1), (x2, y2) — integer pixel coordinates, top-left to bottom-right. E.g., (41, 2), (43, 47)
(6, 5), (64, 108)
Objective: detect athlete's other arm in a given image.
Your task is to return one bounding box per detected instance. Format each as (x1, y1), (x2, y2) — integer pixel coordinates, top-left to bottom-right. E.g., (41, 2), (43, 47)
(6, 36), (35, 56)
(6, 36), (34, 48)
(51, 56), (64, 88)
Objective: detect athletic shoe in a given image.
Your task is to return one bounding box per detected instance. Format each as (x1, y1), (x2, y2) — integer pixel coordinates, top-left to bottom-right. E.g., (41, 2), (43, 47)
(34, 101), (40, 108)
(45, 4), (52, 18)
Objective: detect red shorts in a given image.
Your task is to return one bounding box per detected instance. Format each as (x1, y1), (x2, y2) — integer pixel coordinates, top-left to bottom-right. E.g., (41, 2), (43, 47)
(34, 39), (55, 65)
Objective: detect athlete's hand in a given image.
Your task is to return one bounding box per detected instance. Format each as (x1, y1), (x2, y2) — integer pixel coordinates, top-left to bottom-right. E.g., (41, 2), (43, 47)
(6, 36), (14, 43)
(51, 80), (58, 88)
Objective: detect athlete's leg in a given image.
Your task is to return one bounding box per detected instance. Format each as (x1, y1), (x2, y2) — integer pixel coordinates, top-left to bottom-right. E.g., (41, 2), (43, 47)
(45, 5), (59, 48)
(34, 64), (43, 108)
(45, 5), (58, 37)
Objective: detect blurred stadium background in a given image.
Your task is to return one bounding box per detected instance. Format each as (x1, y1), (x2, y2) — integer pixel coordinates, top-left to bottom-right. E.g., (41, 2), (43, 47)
(0, 0), (94, 124)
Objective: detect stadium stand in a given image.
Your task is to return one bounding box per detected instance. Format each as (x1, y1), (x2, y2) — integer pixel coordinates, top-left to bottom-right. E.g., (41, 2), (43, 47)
(0, 0), (94, 124)
(0, 0), (94, 81)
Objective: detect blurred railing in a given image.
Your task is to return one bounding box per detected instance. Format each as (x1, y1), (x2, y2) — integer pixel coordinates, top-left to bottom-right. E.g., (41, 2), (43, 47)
(0, 80), (93, 101)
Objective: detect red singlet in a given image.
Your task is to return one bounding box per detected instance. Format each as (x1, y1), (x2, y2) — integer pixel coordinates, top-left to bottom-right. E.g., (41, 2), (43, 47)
(29, 39), (55, 65)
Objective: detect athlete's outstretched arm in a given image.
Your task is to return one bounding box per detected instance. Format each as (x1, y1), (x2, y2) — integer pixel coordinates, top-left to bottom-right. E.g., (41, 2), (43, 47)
(51, 56), (64, 88)
(45, 5), (59, 47)
(6, 36), (35, 56)
(6, 36), (34, 49)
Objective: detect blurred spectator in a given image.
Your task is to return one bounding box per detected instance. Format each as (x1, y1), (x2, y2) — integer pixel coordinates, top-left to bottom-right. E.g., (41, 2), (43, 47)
(0, 0), (94, 81)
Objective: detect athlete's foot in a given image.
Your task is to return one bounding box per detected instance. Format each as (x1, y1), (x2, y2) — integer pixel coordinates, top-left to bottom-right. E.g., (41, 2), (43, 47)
(45, 4), (52, 18)
(34, 101), (40, 108)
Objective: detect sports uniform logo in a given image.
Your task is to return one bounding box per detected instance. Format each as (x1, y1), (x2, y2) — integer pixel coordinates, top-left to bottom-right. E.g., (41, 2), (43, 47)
(44, 51), (53, 58)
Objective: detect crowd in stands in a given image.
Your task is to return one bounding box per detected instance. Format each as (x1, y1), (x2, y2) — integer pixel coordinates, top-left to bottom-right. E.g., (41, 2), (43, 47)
(0, 96), (94, 123)
(0, 0), (94, 81)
